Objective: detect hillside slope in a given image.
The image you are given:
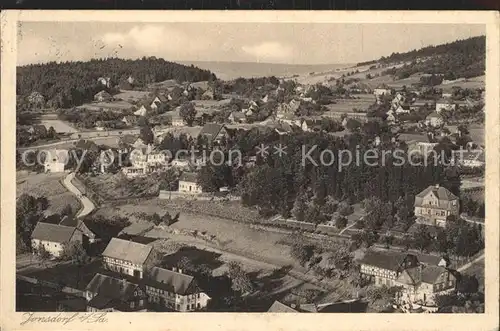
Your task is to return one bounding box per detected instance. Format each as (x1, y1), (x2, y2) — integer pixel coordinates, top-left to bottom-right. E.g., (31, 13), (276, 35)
(358, 36), (485, 80)
(17, 57), (217, 109)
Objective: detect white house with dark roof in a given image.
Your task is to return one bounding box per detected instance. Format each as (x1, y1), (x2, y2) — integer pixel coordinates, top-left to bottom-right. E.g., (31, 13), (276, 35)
(102, 238), (154, 278)
(178, 172), (202, 194)
(414, 184), (460, 227)
(85, 273), (147, 312)
(43, 149), (69, 173)
(144, 266), (210, 311)
(31, 222), (82, 257)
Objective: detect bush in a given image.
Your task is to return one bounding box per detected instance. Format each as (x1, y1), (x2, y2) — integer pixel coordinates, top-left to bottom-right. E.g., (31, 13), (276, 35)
(338, 202), (354, 216)
(336, 216), (348, 230)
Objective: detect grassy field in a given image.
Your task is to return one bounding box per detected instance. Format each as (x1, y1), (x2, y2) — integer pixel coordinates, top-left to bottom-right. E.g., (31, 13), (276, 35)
(16, 172), (80, 215)
(114, 90), (151, 102)
(436, 76), (485, 91)
(81, 173), (160, 200)
(324, 95), (375, 113)
(95, 200), (300, 269)
(445, 124), (484, 145)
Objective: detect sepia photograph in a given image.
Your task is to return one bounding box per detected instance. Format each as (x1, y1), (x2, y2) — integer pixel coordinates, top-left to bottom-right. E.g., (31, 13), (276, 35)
(1, 10), (499, 331)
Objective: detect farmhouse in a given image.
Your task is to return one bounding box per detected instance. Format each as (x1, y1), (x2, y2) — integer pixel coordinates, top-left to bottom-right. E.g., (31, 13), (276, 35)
(359, 249), (456, 307)
(102, 238), (154, 279)
(143, 267), (211, 312)
(359, 250), (420, 287)
(414, 184), (460, 227)
(178, 172), (202, 194)
(85, 273), (147, 312)
(397, 264), (456, 307)
(31, 222), (83, 258)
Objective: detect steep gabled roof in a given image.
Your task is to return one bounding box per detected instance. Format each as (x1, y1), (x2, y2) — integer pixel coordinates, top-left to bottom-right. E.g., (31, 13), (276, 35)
(267, 300), (298, 313)
(421, 265), (448, 284)
(415, 185), (458, 201)
(102, 238), (153, 265)
(359, 250), (416, 272)
(31, 222), (77, 243)
(144, 267), (197, 295)
(86, 273), (142, 310)
(199, 123), (225, 141)
(179, 172), (198, 183)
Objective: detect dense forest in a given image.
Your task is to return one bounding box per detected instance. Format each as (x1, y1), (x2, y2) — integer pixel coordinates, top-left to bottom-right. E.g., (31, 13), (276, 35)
(356, 36), (485, 80)
(16, 57), (217, 109)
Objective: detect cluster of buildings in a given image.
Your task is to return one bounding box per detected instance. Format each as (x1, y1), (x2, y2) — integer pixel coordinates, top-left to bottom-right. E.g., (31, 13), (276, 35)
(30, 215), (211, 312)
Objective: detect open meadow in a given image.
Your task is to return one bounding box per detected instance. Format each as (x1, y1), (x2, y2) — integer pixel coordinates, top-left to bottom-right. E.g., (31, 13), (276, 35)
(16, 172), (80, 215)
(94, 199), (301, 269)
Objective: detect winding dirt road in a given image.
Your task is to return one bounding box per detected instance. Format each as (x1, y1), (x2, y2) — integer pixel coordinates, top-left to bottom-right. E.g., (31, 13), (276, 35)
(62, 172), (95, 218)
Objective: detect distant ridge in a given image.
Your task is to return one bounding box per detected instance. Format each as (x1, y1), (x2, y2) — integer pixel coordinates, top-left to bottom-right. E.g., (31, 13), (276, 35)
(177, 60), (354, 80)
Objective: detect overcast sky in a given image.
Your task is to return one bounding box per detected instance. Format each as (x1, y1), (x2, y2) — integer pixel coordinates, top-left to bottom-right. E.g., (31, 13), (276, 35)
(17, 22), (485, 66)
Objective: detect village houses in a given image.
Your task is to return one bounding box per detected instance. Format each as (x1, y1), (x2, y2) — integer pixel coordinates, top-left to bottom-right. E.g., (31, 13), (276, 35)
(102, 238), (154, 278)
(31, 222), (83, 258)
(425, 112), (444, 127)
(359, 250), (455, 307)
(414, 184), (460, 227)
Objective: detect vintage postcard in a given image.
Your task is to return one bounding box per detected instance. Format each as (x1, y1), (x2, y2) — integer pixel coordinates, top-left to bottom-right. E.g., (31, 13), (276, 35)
(1, 10), (499, 331)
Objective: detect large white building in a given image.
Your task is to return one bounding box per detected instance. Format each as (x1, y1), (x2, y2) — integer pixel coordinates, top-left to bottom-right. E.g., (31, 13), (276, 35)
(178, 172), (202, 194)
(144, 267), (211, 311)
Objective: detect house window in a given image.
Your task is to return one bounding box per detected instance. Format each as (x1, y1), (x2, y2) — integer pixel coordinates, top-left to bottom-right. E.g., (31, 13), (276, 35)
(176, 304), (180, 311)
(197, 303), (201, 309)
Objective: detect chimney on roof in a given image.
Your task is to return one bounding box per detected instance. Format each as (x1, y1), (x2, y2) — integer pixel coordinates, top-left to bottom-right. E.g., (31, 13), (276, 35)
(178, 269), (182, 274)
(172, 267), (177, 272)
(435, 184), (440, 189)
